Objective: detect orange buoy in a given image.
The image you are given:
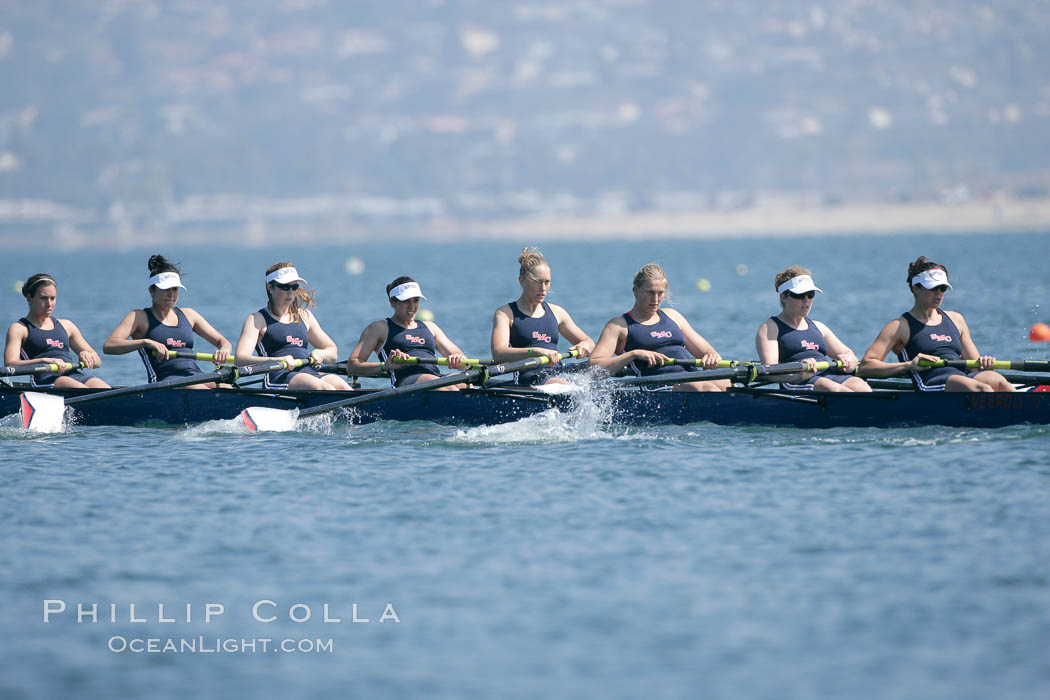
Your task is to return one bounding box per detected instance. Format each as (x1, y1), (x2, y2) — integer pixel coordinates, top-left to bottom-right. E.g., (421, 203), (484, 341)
(1030, 322), (1050, 342)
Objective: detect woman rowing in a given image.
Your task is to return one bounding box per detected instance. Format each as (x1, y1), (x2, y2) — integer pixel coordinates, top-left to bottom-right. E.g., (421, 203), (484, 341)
(5, 273), (110, 389)
(346, 276), (468, 390)
(234, 261), (349, 390)
(589, 263), (728, 392)
(104, 255), (232, 389)
(860, 256), (1014, 392)
(491, 247), (594, 385)
(754, 266), (871, 392)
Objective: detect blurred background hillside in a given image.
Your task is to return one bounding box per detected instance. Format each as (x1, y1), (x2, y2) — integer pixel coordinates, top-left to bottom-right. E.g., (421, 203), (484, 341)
(1, 0), (1049, 247)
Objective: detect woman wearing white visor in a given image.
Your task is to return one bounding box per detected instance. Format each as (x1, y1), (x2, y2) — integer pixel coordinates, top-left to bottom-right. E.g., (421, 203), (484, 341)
(346, 276), (468, 389)
(234, 261), (349, 390)
(104, 254), (232, 387)
(755, 266), (870, 392)
(860, 256), (1014, 392)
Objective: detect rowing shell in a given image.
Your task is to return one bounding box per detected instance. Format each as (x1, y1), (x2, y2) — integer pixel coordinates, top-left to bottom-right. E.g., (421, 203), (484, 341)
(2, 384), (1047, 429)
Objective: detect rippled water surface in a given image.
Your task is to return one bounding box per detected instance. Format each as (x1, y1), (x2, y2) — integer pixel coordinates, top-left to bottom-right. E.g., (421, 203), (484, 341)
(2, 234), (1050, 699)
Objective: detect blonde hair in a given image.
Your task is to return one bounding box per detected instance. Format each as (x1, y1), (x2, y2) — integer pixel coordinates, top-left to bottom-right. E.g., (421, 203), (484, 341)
(265, 261), (316, 321)
(632, 263), (673, 304)
(774, 265), (811, 291)
(518, 247), (549, 282)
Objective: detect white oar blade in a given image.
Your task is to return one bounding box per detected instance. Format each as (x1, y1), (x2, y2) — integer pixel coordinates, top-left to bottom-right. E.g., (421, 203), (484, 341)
(20, 392), (66, 433)
(240, 406), (298, 433)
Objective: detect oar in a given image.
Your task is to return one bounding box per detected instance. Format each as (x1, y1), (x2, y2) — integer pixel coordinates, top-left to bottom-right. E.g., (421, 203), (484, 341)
(918, 359), (1050, 372)
(606, 360), (843, 389)
(2, 361), (87, 377)
(166, 350), (234, 364)
(240, 350), (579, 432)
(18, 358), (313, 432)
(656, 359), (742, 368)
(391, 356), (485, 367)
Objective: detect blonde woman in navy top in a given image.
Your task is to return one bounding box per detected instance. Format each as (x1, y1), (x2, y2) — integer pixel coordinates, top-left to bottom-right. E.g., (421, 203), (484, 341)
(589, 263), (728, 392)
(346, 276), (468, 389)
(104, 255), (232, 388)
(5, 273), (110, 388)
(754, 266), (870, 392)
(234, 261), (349, 391)
(860, 256), (1014, 392)
(491, 248), (594, 386)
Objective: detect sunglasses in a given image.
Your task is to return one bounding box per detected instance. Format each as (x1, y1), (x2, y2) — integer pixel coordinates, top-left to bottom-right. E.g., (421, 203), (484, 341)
(271, 282), (300, 291)
(786, 291), (815, 300)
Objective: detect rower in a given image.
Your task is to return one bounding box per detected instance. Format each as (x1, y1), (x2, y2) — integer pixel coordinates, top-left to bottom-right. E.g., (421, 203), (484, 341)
(234, 261), (350, 390)
(860, 256), (1015, 392)
(104, 255), (233, 389)
(589, 263), (728, 392)
(346, 276), (468, 390)
(754, 267), (871, 392)
(5, 273), (110, 389)
(490, 247), (594, 385)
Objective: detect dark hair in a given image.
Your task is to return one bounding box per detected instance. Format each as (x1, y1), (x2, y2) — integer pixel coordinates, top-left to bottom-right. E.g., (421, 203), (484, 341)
(907, 256), (947, 286)
(386, 275), (416, 297)
(22, 273), (57, 299)
(148, 254), (180, 277)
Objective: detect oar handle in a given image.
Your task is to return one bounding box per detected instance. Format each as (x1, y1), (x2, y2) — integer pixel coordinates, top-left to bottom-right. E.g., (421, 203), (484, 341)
(918, 358), (1050, 372)
(391, 356), (484, 367)
(659, 359), (740, 368)
(167, 350), (233, 364)
(1, 361), (87, 377)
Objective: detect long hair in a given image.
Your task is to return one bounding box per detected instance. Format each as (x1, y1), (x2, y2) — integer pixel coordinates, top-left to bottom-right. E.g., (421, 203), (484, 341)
(265, 261), (316, 321)
(147, 254), (180, 278)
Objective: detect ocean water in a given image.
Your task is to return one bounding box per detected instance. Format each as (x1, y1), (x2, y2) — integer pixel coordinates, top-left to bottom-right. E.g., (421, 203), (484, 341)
(2, 233), (1049, 699)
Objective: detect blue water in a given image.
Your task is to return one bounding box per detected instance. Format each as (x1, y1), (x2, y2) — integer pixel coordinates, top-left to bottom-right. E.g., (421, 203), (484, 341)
(2, 233), (1050, 699)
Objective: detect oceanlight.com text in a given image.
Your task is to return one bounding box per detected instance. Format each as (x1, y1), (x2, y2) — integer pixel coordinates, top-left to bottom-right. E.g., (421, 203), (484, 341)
(108, 636), (334, 654)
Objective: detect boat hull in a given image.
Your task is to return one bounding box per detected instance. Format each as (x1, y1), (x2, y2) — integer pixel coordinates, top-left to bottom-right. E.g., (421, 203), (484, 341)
(2, 384), (1048, 429)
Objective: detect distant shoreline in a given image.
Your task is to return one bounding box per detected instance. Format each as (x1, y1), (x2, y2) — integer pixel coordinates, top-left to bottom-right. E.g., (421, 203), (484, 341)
(2, 197), (1049, 249)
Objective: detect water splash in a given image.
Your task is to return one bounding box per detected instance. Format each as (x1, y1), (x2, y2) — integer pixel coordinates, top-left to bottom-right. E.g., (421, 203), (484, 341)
(451, 371), (617, 444)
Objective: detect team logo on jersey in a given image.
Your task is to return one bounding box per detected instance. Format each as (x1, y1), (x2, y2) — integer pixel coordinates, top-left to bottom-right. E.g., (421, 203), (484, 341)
(930, 333), (953, 342)
(166, 338), (187, 348)
(532, 331), (552, 343)
(286, 336), (305, 347)
(650, 330), (673, 339)
(801, 340), (820, 351)
(45, 338), (65, 349)
(405, 334), (426, 345)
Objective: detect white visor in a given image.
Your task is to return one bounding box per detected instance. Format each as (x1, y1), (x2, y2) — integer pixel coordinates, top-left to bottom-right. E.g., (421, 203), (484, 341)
(777, 274), (823, 295)
(911, 268), (952, 291)
(265, 267), (307, 286)
(389, 282), (427, 301)
(148, 272), (187, 291)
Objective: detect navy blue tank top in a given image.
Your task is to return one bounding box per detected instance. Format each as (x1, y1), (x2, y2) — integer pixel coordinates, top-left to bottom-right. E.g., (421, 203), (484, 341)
(19, 317), (73, 364)
(139, 307), (201, 382)
(622, 310), (694, 376)
(508, 301), (559, 350)
(898, 311), (964, 363)
(257, 308), (311, 360)
(381, 318), (439, 386)
(772, 316), (830, 363)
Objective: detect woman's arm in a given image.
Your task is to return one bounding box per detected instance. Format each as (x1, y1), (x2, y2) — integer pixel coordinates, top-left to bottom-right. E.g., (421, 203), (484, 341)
(183, 308), (232, 363)
(61, 319), (102, 369)
(345, 321), (391, 377)
(103, 309), (166, 359)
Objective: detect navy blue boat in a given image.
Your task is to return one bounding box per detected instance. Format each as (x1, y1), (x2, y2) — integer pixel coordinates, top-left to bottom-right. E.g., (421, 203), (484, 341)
(2, 383), (1047, 429)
